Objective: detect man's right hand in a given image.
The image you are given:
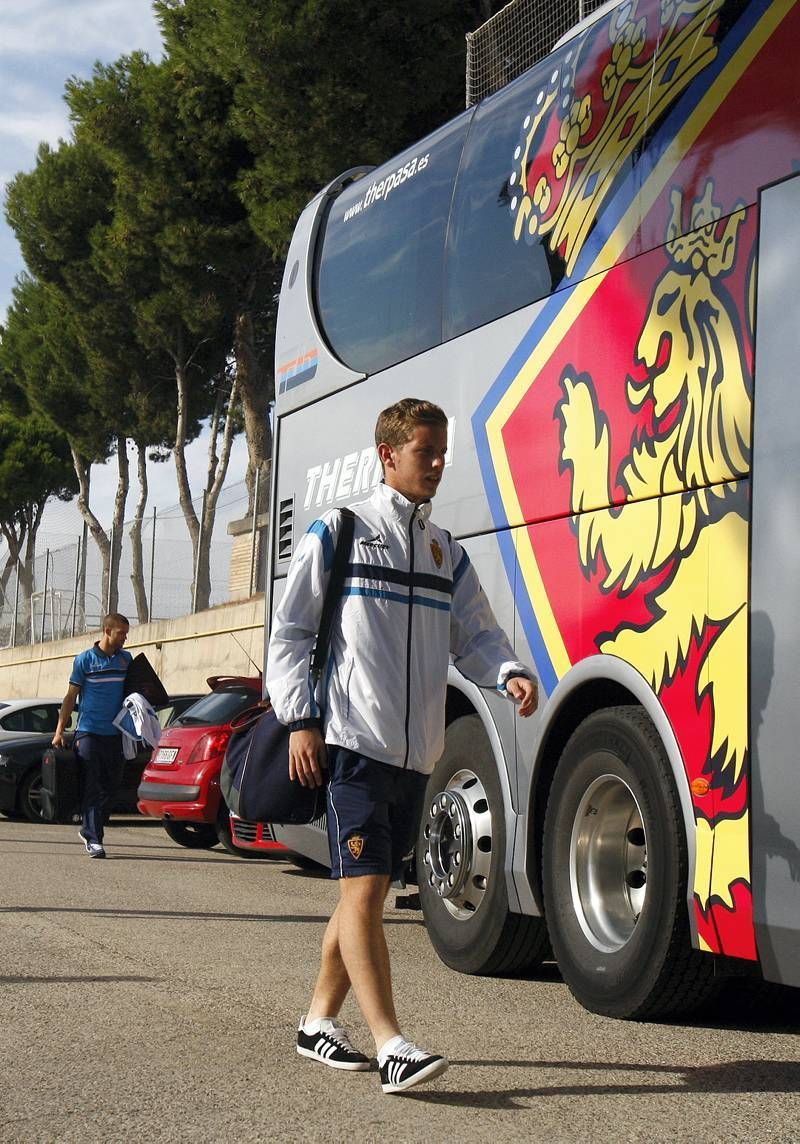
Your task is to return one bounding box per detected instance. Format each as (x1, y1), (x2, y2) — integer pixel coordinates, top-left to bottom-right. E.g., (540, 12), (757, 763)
(51, 729), (66, 749)
(289, 728), (327, 788)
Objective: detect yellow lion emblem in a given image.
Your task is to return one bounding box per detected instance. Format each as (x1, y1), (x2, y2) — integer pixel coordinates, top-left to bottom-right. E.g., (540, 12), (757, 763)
(557, 181), (753, 913)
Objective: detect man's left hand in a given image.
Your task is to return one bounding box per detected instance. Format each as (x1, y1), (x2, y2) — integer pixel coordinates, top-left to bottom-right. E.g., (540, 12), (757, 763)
(506, 676), (538, 717)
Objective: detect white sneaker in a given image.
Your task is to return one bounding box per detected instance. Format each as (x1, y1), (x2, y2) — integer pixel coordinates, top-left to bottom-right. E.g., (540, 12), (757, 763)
(79, 830), (106, 859)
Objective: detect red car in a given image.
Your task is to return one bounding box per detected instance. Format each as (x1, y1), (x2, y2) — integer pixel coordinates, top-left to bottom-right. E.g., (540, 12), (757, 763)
(137, 675), (285, 856)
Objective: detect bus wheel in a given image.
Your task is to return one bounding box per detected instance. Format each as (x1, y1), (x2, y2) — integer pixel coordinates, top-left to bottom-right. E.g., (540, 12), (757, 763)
(417, 714), (549, 975)
(542, 705), (716, 1019)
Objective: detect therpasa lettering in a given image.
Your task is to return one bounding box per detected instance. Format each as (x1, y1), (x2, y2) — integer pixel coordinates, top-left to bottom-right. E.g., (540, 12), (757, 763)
(343, 152), (431, 223)
(303, 418), (455, 509)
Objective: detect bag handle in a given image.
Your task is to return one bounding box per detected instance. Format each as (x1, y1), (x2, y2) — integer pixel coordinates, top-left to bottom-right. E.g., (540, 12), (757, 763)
(229, 700), (270, 735)
(310, 507), (355, 684)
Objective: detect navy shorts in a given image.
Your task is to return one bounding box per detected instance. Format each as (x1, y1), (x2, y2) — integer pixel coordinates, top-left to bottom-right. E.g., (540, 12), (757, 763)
(326, 747), (429, 880)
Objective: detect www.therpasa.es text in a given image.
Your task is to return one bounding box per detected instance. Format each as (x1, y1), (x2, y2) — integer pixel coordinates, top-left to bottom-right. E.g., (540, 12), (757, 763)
(343, 152), (431, 223)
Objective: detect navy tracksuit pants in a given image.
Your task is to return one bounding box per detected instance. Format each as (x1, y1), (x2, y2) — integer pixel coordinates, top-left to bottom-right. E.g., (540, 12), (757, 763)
(74, 733), (124, 844)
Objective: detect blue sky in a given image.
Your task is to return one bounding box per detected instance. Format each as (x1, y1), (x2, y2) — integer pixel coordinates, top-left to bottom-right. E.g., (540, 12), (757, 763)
(1, 0), (248, 540)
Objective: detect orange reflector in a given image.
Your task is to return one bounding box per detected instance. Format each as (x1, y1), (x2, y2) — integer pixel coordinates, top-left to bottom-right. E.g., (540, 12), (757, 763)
(691, 778), (711, 796)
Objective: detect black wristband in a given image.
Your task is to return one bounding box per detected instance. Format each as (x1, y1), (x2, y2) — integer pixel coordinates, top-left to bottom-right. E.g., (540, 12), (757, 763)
(288, 718), (322, 733)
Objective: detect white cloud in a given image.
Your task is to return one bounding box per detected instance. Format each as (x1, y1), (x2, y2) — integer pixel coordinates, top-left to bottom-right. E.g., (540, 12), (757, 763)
(0, 1), (257, 555)
(0, 0), (163, 318)
(1, 0), (163, 60)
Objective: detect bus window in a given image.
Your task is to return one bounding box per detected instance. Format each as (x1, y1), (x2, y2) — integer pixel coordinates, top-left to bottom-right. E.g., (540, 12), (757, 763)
(314, 114), (469, 376)
(444, 51), (572, 341)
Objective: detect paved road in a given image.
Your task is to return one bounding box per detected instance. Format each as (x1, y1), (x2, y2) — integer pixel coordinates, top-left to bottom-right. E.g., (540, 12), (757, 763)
(2, 816), (800, 1143)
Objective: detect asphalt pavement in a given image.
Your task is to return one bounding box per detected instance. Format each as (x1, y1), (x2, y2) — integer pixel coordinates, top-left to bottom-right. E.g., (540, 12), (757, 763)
(2, 815), (800, 1143)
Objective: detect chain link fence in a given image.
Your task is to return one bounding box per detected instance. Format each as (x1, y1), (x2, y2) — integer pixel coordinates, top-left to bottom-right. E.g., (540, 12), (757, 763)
(466, 0), (611, 106)
(0, 477), (269, 647)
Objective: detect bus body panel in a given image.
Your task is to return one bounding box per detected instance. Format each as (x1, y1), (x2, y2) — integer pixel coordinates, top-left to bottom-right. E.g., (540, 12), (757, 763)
(750, 172), (800, 988)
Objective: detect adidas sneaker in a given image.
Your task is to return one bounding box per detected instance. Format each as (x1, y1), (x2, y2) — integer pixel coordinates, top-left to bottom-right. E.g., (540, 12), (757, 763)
(378, 1038), (448, 1093)
(296, 1018), (370, 1071)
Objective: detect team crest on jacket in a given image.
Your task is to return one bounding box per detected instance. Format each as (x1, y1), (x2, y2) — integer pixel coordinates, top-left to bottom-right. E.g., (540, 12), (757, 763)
(347, 835), (364, 860)
(430, 539), (443, 569)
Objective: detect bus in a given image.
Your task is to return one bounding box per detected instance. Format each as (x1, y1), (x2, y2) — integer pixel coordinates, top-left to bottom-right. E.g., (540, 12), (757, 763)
(266, 0), (800, 1019)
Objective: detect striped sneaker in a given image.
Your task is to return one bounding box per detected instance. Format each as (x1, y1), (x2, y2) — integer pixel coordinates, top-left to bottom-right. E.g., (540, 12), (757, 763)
(296, 1018), (370, 1071)
(378, 1038), (448, 1094)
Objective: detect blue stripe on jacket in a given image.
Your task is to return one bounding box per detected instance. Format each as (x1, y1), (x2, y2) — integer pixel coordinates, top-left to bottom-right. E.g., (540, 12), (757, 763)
(307, 519), (334, 571)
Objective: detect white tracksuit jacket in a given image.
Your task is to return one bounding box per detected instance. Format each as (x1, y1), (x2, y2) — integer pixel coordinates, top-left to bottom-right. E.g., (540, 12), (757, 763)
(265, 482), (532, 775)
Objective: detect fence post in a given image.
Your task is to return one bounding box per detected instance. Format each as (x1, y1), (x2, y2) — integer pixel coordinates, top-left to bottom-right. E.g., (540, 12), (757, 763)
(192, 491), (207, 614)
(149, 505), (157, 622)
(71, 535), (82, 637)
(40, 549), (50, 643)
(249, 467), (260, 597)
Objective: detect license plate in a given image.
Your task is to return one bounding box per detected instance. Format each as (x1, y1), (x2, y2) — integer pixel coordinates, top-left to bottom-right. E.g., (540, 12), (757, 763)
(155, 746), (179, 763)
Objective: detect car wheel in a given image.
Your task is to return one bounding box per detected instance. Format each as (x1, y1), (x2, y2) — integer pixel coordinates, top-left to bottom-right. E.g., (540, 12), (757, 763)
(20, 768), (46, 823)
(542, 705), (717, 1019)
(417, 714), (550, 975)
(163, 820), (219, 849)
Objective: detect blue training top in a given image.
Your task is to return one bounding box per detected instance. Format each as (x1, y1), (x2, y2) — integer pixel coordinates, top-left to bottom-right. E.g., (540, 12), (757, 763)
(70, 643), (133, 735)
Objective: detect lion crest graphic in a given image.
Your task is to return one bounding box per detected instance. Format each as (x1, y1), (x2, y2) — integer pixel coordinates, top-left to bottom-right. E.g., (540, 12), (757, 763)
(557, 180), (753, 914)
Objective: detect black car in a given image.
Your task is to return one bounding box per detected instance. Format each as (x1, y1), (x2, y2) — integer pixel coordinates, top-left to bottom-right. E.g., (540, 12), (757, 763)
(0, 695), (201, 823)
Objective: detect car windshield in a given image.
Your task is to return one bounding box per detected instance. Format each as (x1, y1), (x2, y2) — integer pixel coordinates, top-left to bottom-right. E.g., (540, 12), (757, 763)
(173, 688), (258, 727)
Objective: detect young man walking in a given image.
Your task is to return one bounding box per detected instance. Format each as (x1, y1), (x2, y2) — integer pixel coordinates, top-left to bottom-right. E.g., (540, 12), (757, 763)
(266, 399), (538, 1094)
(52, 612), (132, 858)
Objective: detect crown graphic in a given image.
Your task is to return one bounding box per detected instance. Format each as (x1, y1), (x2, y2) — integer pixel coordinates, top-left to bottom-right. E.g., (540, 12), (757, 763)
(509, 0), (725, 275)
(666, 182), (746, 276)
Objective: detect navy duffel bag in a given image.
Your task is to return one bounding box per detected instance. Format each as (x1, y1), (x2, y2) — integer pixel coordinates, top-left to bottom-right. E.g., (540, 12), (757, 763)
(220, 704), (327, 825)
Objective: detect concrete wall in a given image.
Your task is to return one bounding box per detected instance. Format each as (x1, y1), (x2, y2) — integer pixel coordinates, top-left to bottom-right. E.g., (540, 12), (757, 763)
(0, 596), (266, 700)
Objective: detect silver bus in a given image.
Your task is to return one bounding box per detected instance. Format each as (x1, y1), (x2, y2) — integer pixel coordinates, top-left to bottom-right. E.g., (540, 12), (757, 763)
(267, 0), (800, 1018)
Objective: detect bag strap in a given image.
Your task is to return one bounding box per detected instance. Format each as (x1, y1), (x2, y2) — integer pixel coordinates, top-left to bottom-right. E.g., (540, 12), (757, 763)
(310, 507), (355, 684)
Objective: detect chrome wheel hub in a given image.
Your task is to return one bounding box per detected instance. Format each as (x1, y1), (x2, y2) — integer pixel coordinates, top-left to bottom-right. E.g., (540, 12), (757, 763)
(421, 768), (492, 919)
(570, 772), (648, 953)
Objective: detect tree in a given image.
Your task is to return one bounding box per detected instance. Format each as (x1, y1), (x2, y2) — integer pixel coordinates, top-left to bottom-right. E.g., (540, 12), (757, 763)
(0, 339), (79, 639)
(163, 0), (498, 257)
(155, 0), (503, 512)
(5, 139), (177, 616)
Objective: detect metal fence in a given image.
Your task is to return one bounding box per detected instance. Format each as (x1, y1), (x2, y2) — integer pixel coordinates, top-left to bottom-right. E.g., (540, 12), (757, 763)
(466, 0), (612, 106)
(0, 477), (268, 647)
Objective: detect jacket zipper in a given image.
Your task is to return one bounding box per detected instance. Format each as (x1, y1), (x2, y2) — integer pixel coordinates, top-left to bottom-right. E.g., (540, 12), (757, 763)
(403, 507), (419, 768)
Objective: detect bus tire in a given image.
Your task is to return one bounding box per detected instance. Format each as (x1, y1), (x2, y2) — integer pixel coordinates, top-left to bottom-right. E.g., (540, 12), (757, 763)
(417, 714), (549, 975)
(542, 705), (717, 1019)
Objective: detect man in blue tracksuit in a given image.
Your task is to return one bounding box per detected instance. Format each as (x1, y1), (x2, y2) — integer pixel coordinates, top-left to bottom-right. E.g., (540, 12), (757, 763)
(52, 612), (132, 858)
(266, 399), (538, 1094)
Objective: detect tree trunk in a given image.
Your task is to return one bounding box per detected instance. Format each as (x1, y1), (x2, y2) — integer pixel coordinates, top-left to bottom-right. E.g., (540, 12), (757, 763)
(107, 436), (130, 615)
(192, 371), (242, 612)
(0, 521), (25, 643)
(0, 522), (23, 598)
(234, 308), (273, 514)
(19, 506), (43, 642)
(129, 440), (150, 623)
(71, 445), (109, 627)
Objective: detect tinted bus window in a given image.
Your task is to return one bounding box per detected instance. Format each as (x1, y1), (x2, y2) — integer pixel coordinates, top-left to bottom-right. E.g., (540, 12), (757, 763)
(444, 54), (572, 341)
(315, 114), (469, 376)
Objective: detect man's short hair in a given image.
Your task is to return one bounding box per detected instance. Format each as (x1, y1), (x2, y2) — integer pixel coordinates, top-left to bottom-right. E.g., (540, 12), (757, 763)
(102, 612), (129, 630)
(374, 399), (448, 451)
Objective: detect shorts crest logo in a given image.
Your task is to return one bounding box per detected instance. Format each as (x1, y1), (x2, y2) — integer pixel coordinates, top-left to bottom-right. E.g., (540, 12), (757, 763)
(430, 539), (443, 569)
(347, 835), (365, 860)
